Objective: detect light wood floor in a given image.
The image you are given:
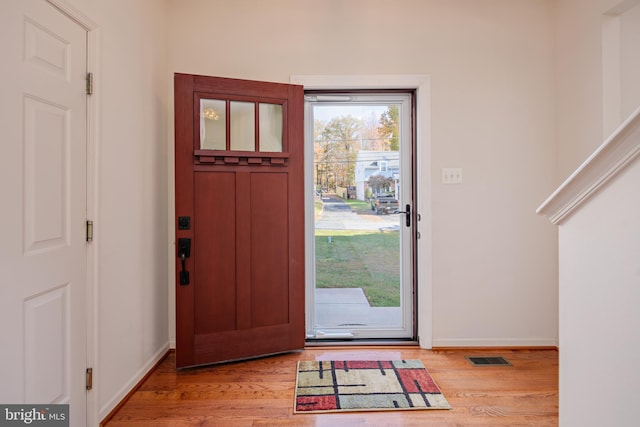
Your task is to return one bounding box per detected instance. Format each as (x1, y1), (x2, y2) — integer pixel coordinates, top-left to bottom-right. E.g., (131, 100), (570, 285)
(103, 346), (558, 426)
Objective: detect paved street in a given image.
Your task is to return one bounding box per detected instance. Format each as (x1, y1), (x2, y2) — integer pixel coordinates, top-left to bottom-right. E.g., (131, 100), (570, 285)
(315, 195), (400, 231)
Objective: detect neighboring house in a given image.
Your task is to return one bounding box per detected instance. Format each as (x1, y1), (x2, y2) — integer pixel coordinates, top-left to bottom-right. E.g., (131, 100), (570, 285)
(354, 151), (400, 200)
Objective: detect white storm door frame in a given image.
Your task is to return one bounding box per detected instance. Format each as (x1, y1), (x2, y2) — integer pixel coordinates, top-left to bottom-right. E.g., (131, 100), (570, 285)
(290, 75), (432, 349)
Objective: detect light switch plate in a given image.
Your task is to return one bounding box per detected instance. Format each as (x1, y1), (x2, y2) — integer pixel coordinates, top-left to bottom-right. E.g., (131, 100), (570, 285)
(442, 168), (463, 184)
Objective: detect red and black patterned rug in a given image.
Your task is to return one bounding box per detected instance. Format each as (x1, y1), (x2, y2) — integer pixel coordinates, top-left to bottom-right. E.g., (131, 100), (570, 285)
(294, 360), (451, 413)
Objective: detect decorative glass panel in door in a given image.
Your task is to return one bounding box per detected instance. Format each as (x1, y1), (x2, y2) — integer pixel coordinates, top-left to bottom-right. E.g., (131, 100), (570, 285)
(200, 99), (226, 150)
(230, 101), (255, 151)
(259, 103), (283, 152)
(199, 98), (284, 153)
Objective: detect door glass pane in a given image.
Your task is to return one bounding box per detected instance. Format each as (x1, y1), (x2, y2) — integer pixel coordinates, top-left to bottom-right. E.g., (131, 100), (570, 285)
(308, 95), (413, 340)
(200, 99), (226, 150)
(259, 103), (283, 152)
(230, 101), (255, 151)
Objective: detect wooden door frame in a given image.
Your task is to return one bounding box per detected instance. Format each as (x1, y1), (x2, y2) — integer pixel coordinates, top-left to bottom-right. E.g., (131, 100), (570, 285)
(290, 74), (433, 349)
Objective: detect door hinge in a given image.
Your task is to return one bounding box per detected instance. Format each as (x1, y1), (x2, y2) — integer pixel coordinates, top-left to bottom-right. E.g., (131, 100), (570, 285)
(86, 72), (93, 95)
(86, 220), (94, 242)
(86, 368), (93, 391)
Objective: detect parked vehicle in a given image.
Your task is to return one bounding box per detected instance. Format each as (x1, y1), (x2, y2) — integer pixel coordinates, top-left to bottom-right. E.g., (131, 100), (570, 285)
(370, 194), (399, 214)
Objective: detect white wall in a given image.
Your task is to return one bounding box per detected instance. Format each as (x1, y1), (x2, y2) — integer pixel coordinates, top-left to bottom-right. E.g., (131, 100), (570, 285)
(166, 0), (559, 347)
(556, 0), (640, 178)
(557, 158), (640, 426)
(63, 0), (170, 422)
(620, 3), (640, 120)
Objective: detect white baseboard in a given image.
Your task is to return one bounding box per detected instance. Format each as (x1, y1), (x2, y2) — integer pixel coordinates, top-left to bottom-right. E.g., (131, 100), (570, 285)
(99, 342), (170, 422)
(432, 337), (558, 348)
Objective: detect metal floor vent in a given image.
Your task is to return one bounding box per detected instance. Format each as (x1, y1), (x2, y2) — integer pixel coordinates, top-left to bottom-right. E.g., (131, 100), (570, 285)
(465, 356), (511, 367)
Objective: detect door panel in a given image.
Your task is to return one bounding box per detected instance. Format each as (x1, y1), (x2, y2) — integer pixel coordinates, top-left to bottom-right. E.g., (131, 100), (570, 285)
(175, 74), (304, 368)
(0, 0), (87, 424)
(194, 172), (237, 335)
(250, 172), (289, 327)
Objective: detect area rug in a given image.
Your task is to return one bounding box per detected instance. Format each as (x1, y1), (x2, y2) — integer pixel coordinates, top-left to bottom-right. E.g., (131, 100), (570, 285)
(294, 360), (451, 413)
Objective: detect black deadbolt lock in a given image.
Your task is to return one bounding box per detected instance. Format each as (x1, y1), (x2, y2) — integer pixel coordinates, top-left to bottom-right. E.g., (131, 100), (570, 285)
(178, 216), (191, 230)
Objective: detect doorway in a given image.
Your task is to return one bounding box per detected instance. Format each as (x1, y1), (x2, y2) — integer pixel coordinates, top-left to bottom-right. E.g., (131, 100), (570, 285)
(304, 92), (417, 340)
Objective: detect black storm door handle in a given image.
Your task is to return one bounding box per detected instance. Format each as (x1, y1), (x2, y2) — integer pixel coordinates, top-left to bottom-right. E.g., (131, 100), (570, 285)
(394, 204), (411, 227)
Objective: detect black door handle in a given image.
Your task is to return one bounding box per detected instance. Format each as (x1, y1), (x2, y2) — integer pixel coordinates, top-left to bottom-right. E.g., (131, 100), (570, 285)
(177, 238), (191, 285)
(393, 204), (411, 227)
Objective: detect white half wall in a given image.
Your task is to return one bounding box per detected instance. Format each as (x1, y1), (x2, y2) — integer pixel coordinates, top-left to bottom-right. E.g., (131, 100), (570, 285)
(557, 158), (640, 426)
(538, 106), (640, 426)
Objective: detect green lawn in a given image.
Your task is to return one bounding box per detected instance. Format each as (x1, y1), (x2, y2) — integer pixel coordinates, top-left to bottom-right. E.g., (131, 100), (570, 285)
(314, 229), (400, 307)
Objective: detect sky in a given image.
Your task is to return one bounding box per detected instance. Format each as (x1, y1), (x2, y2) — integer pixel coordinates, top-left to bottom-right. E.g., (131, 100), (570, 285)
(312, 104), (389, 123)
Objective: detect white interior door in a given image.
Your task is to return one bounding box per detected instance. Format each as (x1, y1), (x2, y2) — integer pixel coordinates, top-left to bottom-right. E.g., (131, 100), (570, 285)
(0, 0), (88, 424)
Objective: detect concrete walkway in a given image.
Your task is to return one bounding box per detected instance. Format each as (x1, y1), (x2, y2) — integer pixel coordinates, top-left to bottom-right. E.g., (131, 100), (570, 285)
(314, 288), (402, 329)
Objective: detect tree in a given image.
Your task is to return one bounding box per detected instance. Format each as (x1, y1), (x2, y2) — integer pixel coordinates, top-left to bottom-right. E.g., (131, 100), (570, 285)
(313, 119), (327, 188)
(377, 105), (399, 151)
(315, 115), (363, 188)
(367, 174), (394, 195)
(361, 112), (385, 150)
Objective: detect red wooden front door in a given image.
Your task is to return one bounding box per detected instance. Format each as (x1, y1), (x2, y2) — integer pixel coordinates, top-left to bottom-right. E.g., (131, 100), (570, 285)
(174, 73), (305, 368)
